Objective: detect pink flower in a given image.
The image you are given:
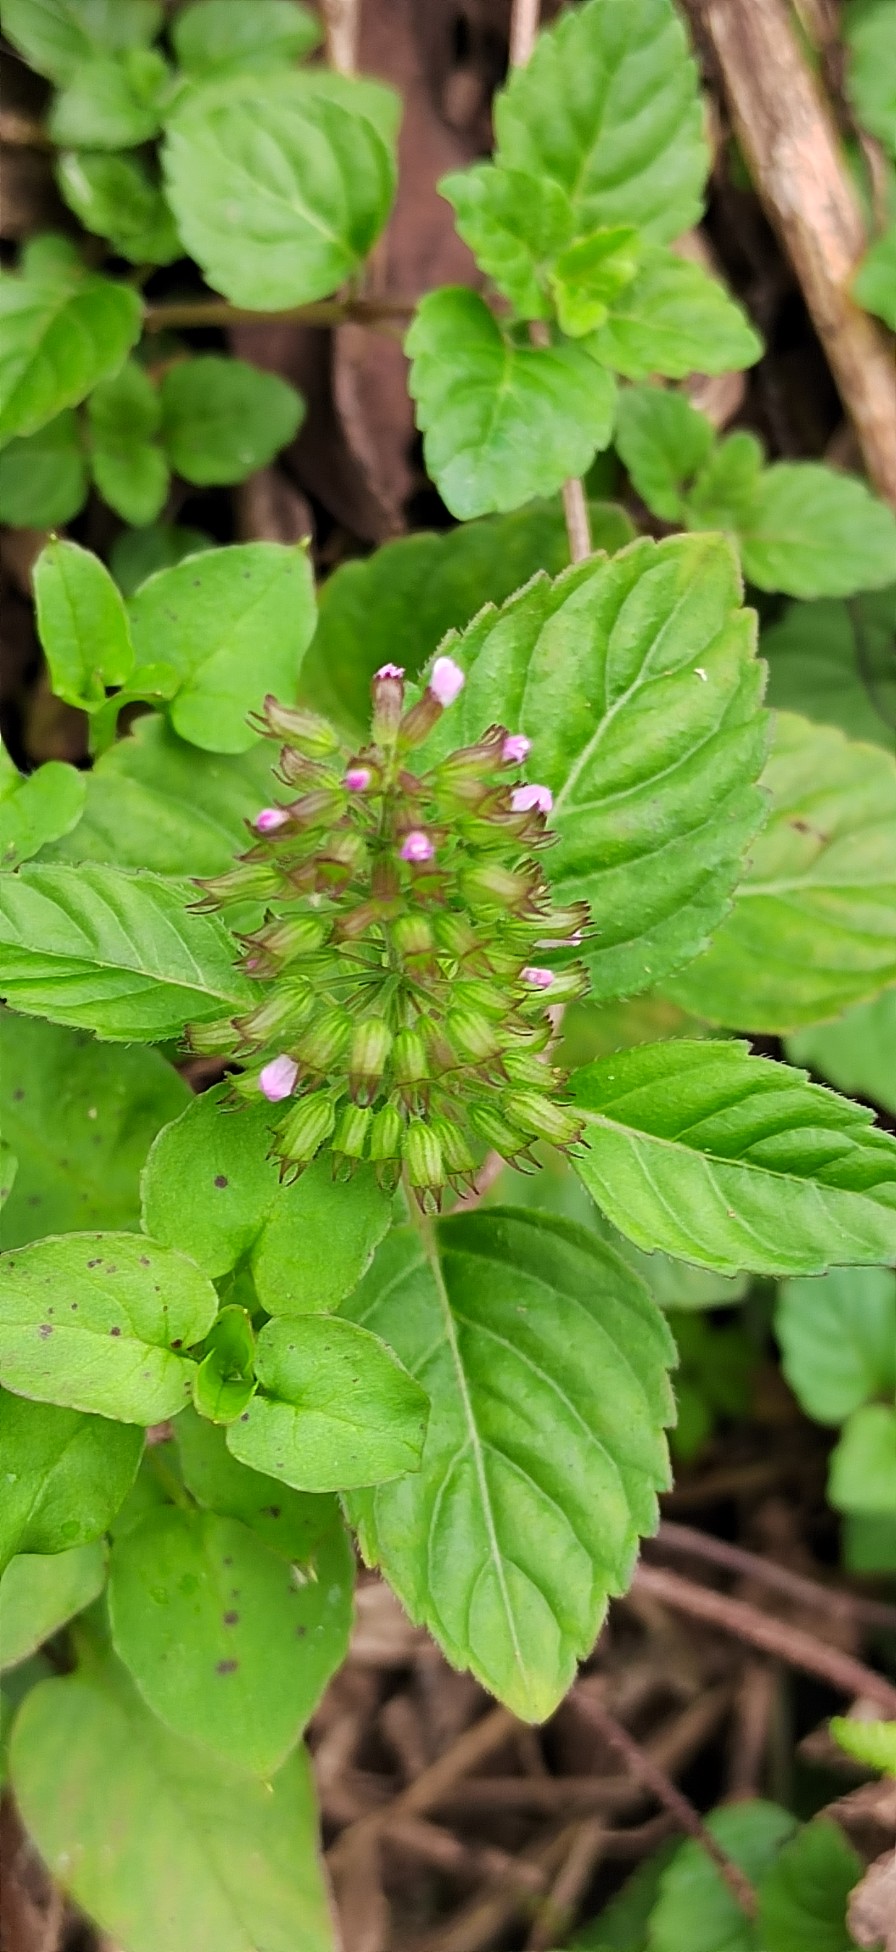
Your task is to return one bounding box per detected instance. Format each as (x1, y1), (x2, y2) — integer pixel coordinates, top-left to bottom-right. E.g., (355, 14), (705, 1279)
(512, 783), (553, 814)
(429, 656), (465, 707)
(254, 806), (289, 833)
(375, 662), (405, 680)
(400, 830), (435, 864)
(345, 766), (372, 792)
(259, 1054), (299, 1101)
(521, 966), (554, 990)
(502, 734), (531, 764)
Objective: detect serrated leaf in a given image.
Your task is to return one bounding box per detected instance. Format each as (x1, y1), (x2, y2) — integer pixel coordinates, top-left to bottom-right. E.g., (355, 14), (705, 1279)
(831, 1715), (896, 1776)
(86, 361), (168, 527)
(762, 591), (896, 749)
(0, 1392), (142, 1574)
(108, 1503), (352, 1773)
(56, 150), (180, 264)
(172, 0), (321, 78)
(127, 541), (315, 753)
(829, 1403), (896, 1515)
(1, 0), (162, 84)
(686, 430), (765, 531)
(33, 538), (134, 712)
(0, 1231), (217, 1423)
(173, 1409), (339, 1562)
(776, 1268), (896, 1424)
(0, 271), (142, 447)
(159, 356), (303, 487)
(0, 1542), (107, 1670)
(733, 464), (896, 599)
(0, 752), (85, 870)
(48, 47), (170, 150)
(570, 1039), (896, 1276)
(10, 1655), (335, 1952)
(343, 1209), (675, 1721)
(550, 227), (642, 337)
(408, 287), (617, 519)
(650, 1801), (797, 1952)
(845, 0), (896, 153)
(0, 410), (88, 527)
(440, 164), (574, 319)
(758, 1818), (864, 1952)
(584, 249), (761, 378)
(494, 0), (707, 245)
(854, 222), (896, 328)
(0, 862), (254, 1041)
(301, 500), (633, 738)
(163, 69), (397, 310)
(667, 712), (896, 1031)
(427, 533), (768, 1002)
(787, 991), (896, 1118)
(227, 1314), (428, 1492)
(614, 385), (716, 522)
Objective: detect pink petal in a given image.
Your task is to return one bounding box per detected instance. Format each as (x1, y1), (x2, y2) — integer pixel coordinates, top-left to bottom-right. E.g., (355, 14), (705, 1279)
(254, 807), (289, 833)
(374, 662), (405, 680)
(521, 966), (554, 990)
(345, 766), (372, 792)
(429, 656), (465, 707)
(400, 830), (435, 863)
(512, 783), (553, 814)
(259, 1054), (299, 1101)
(502, 734), (531, 764)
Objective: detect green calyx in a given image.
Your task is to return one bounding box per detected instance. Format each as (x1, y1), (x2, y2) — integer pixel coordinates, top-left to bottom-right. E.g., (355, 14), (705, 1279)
(187, 667), (590, 1206)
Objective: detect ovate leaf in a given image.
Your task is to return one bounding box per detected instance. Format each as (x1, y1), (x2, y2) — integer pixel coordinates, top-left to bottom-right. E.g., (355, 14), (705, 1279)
(227, 1315), (429, 1492)
(0, 1542), (107, 1670)
(668, 713), (896, 1031)
(1, 0), (162, 84)
(571, 1040), (896, 1276)
(759, 1818), (864, 1952)
(762, 591), (896, 748)
(650, 1801), (796, 1952)
(173, 1409), (339, 1562)
(172, 0), (321, 78)
(829, 1403), (896, 1515)
(10, 1656), (335, 1952)
(428, 534), (768, 1002)
(127, 541), (315, 753)
(585, 250), (761, 379)
(407, 287), (617, 519)
(494, 0), (707, 244)
(87, 361), (168, 527)
(0, 1014), (188, 1249)
(109, 1504), (352, 1773)
(0, 271), (142, 446)
(439, 164), (574, 320)
(163, 69), (397, 309)
(159, 356), (303, 487)
(56, 150), (180, 265)
(614, 384), (715, 522)
(0, 862), (254, 1040)
(33, 539), (134, 712)
(0, 1392), (142, 1574)
(0, 411), (88, 527)
(776, 1268), (896, 1424)
(787, 991), (896, 1118)
(110, 523), (214, 597)
(0, 751), (85, 871)
(48, 48), (170, 150)
(735, 465), (896, 599)
(0, 1232), (217, 1423)
(344, 1209), (675, 1721)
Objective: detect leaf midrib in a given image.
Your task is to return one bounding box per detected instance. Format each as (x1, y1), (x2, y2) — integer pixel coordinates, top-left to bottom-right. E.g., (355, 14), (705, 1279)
(580, 1101), (885, 1199)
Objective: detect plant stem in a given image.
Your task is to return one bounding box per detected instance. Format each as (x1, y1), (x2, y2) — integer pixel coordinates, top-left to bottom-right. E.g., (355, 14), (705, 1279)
(142, 294), (415, 334)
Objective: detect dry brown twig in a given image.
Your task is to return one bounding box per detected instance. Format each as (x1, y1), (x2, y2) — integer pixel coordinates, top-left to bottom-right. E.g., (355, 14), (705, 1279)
(653, 1519), (896, 1633)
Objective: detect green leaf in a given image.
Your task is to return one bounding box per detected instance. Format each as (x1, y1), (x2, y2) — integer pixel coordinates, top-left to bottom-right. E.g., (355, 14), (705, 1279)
(43, 713), (279, 878)
(650, 1802), (797, 1952)
(831, 1715), (896, 1776)
(550, 227), (642, 337)
(570, 1040), (896, 1277)
(227, 1314), (429, 1493)
(776, 1268), (896, 1425)
(686, 430), (765, 531)
(159, 355), (304, 487)
(0, 750), (85, 871)
(344, 1209), (675, 1720)
(0, 1542), (106, 1670)
(667, 712), (896, 1031)
(829, 1402), (896, 1515)
(0, 269), (142, 447)
(576, 1842), (679, 1950)
(0, 862), (254, 1040)
(762, 591), (896, 748)
(48, 47), (171, 150)
(614, 384), (716, 522)
(845, 0), (896, 153)
(0, 1015), (189, 1251)
(163, 69), (397, 310)
(110, 522), (213, 598)
(127, 541), (315, 753)
(33, 538), (134, 712)
(141, 1083), (393, 1311)
(192, 1305), (256, 1424)
(0, 1232), (217, 1423)
(854, 222), (896, 328)
(440, 164), (574, 320)
(584, 249), (761, 379)
(173, 1408), (339, 1562)
(87, 361), (168, 527)
(10, 1655), (335, 1952)
(0, 410), (88, 527)
(787, 991), (896, 1118)
(494, 0), (707, 245)
(733, 464), (896, 599)
(1, 0), (162, 84)
(408, 287), (617, 519)
(842, 1510), (896, 1575)
(172, 0), (321, 78)
(55, 150), (181, 264)
(0, 1391), (142, 1574)
(428, 533), (768, 1003)
(0, 1142), (16, 1212)
(301, 500), (633, 738)
(109, 1503), (352, 1773)
(759, 1818), (864, 1952)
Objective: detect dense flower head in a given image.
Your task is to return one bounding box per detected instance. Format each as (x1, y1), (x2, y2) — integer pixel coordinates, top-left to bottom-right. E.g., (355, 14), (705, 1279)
(188, 662), (590, 1206)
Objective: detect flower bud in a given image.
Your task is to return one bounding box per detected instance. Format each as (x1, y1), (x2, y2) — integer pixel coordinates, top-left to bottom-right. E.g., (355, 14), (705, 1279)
(233, 981), (314, 1048)
(444, 1007), (500, 1064)
(369, 1102), (403, 1164)
(398, 692), (443, 747)
(502, 733), (531, 764)
(435, 728), (507, 781)
(429, 656), (465, 706)
(391, 913), (435, 964)
(468, 1101), (529, 1160)
(403, 1118), (444, 1203)
(345, 765), (373, 792)
(277, 747), (335, 787)
(503, 1092), (582, 1147)
(332, 1102), (372, 1162)
(193, 862), (283, 909)
(253, 806), (290, 834)
(275, 1091), (335, 1172)
(459, 862), (539, 912)
(520, 964), (589, 1006)
(451, 978), (507, 1019)
(295, 1007), (352, 1073)
(258, 1054), (299, 1102)
(185, 1016), (240, 1055)
(349, 1017), (392, 1101)
(503, 1048), (558, 1090)
(429, 1115), (476, 1181)
(258, 697), (340, 755)
(400, 829), (435, 865)
(392, 1025), (429, 1087)
(285, 788), (345, 829)
(431, 911), (480, 964)
(371, 663), (405, 742)
(242, 914), (331, 966)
